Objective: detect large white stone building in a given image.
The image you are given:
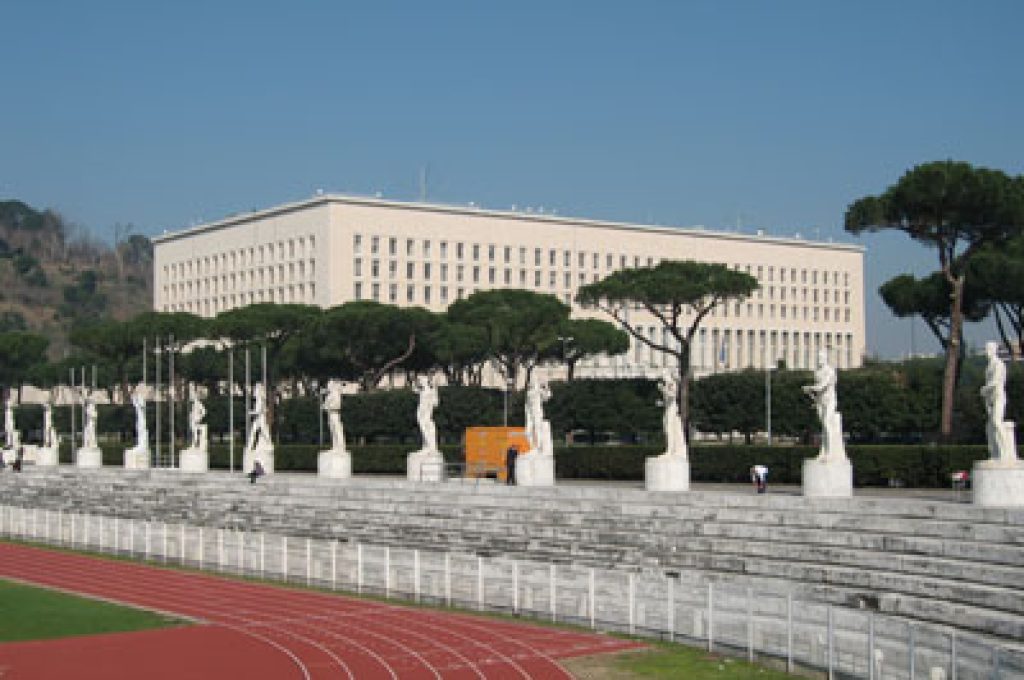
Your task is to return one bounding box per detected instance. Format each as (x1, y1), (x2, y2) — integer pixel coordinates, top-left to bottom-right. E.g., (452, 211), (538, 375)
(153, 194), (865, 378)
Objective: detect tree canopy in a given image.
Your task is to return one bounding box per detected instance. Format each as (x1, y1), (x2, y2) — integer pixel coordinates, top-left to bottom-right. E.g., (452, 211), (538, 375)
(576, 259), (758, 429)
(446, 289), (570, 386)
(555, 318), (630, 380)
(845, 160), (1024, 437)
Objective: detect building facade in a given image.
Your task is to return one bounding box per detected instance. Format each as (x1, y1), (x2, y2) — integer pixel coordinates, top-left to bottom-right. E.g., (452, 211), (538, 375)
(153, 194), (865, 377)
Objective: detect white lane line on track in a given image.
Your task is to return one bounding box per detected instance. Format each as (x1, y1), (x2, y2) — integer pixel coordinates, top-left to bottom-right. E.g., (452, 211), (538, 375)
(0, 547), (348, 680)
(1, 541), (618, 679)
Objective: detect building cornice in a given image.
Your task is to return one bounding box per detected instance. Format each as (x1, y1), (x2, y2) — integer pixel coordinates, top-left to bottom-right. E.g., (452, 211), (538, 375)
(153, 194), (864, 254)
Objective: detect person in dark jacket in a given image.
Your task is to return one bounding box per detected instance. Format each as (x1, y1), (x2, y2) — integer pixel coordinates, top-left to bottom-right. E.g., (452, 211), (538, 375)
(505, 445), (518, 486)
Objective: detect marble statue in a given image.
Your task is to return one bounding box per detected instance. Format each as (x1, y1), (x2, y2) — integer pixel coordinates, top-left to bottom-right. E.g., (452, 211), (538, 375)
(123, 383), (151, 469)
(0, 392), (20, 465)
(802, 349), (845, 461)
(525, 374), (552, 454)
(516, 375), (555, 487)
(981, 342), (1016, 463)
(76, 388), (103, 468)
(33, 390), (60, 466)
(973, 342), (1024, 507)
(800, 349), (852, 497)
(179, 383), (209, 472)
(242, 382), (275, 475)
(318, 379), (352, 478)
(3, 392), (19, 449)
(407, 376), (443, 482)
(645, 371), (690, 491)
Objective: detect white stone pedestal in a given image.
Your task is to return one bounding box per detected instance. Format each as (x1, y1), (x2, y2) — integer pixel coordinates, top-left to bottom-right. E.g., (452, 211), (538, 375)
(179, 448), (209, 473)
(407, 449), (444, 482)
(802, 457), (853, 498)
(973, 460), (1024, 507)
(319, 449), (352, 479)
(0, 448), (16, 465)
(645, 454), (690, 491)
(76, 447), (103, 468)
(243, 444), (275, 476)
(516, 453), (555, 487)
(124, 447), (150, 470)
(31, 446), (59, 467)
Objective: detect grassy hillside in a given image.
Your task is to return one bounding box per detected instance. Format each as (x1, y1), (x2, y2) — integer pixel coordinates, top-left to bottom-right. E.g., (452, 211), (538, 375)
(0, 200), (153, 357)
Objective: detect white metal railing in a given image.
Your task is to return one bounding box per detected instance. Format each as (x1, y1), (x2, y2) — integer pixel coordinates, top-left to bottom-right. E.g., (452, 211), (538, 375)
(1, 504), (1020, 679)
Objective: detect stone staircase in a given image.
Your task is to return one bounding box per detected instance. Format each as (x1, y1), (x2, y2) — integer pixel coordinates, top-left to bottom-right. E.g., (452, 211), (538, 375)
(2, 467), (1023, 649)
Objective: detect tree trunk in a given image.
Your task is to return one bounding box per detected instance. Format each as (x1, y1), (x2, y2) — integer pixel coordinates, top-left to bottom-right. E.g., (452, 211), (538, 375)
(940, 274), (966, 439)
(676, 345), (691, 437)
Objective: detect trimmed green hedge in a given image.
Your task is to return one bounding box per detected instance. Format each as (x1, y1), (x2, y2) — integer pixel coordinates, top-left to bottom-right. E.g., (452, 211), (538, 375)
(57, 442), (999, 488)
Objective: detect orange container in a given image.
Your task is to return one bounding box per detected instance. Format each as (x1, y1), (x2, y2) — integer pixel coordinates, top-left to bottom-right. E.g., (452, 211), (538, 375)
(464, 426), (529, 481)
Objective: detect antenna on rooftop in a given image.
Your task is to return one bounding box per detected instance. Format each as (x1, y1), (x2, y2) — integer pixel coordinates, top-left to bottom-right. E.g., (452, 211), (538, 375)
(418, 165), (429, 202)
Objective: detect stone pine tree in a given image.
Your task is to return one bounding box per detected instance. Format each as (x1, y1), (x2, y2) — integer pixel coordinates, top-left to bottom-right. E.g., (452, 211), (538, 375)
(970, 235), (1024, 358)
(846, 160), (1024, 438)
(576, 260), (758, 431)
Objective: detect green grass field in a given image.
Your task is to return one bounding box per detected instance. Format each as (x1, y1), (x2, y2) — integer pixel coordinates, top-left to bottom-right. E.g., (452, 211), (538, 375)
(564, 642), (798, 679)
(0, 579), (182, 642)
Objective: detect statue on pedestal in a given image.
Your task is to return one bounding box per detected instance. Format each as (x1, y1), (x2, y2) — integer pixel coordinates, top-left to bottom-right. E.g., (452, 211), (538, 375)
(407, 376), (443, 482)
(800, 349), (852, 497)
(981, 342), (1017, 463)
(33, 390), (60, 466)
(644, 371), (690, 491)
(76, 388), (103, 468)
(1, 392), (20, 465)
(802, 349), (846, 461)
(179, 383), (209, 472)
(124, 382), (151, 469)
(319, 379), (351, 478)
(973, 342), (1024, 507)
(517, 375), (555, 486)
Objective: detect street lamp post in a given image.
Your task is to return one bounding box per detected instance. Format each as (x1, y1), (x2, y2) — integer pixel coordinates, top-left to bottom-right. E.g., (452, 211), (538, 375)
(502, 377), (514, 427)
(557, 335), (574, 380)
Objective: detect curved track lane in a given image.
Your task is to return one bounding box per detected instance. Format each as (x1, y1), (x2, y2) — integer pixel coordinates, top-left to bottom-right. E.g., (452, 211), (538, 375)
(0, 542), (639, 679)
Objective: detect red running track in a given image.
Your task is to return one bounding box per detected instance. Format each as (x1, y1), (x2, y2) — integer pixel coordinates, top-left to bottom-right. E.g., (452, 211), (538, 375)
(0, 542), (641, 679)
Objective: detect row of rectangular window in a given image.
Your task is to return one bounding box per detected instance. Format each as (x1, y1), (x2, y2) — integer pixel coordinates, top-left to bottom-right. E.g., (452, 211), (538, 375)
(165, 236), (316, 281)
(352, 234), (851, 288)
(164, 283), (316, 315)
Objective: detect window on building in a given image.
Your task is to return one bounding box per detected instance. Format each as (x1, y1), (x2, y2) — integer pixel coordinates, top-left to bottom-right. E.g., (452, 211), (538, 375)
(504, 246), (511, 263)
(549, 249), (556, 266)
(424, 263), (432, 279)
(424, 286), (431, 304)
(519, 247), (526, 265)
(457, 265), (464, 282)
(371, 283), (380, 301)
(473, 267), (480, 283)
(440, 241), (448, 259)
(389, 238), (397, 256)
(389, 284), (397, 302)
(407, 239), (415, 256)
(457, 242), (464, 259)
(440, 264), (448, 281)
(354, 282), (363, 300)
(504, 269), (511, 284)
(371, 236), (379, 255)
(473, 244), (480, 261)
(354, 259), (362, 277)
(424, 240), (431, 258)
(407, 285), (415, 302)
(488, 268), (496, 284)
(389, 260), (397, 278)
(407, 262), (415, 279)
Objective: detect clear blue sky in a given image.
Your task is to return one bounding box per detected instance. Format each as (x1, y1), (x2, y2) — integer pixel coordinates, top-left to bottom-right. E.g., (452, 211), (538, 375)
(2, 0), (1022, 358)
